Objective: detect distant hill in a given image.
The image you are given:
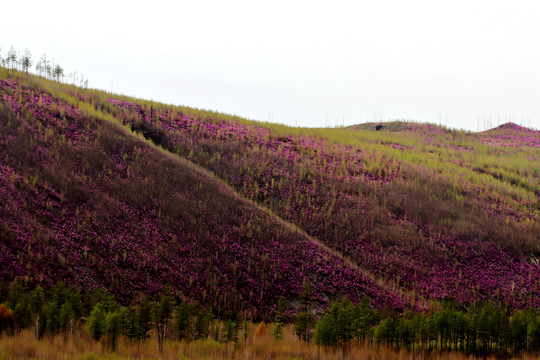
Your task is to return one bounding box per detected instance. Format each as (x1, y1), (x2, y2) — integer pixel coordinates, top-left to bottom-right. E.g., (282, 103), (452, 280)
(479, 122), (540, 147)
(0, 68), (538, 317)
(348, 121), (448, 134)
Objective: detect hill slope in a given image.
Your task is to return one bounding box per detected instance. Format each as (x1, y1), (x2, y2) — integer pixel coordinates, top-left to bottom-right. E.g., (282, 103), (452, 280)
(0, 75), (406, 318)
(1, 69), (539, 314)
(94, 97), (539, 308)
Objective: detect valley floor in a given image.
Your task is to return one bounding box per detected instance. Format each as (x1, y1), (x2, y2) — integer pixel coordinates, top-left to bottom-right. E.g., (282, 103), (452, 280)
(0, 328), (537, 360)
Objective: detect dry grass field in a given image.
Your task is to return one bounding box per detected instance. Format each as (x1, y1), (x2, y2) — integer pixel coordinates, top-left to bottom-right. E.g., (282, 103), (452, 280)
(0, 325), (536, 360)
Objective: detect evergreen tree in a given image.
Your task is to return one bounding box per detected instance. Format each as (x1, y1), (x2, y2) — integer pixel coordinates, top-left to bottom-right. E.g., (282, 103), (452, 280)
(243, 319), (249, 347)
(174, 301), (192, 341)
(225, 319), (234, 343)
(273, 296), (286, 341)
(332, 297), (356, 349)
(233, 313), (243, 346)
(353, 298), (379, 343)
(313, 296), (357, 356)
(136, 299), (152, 343)
(294, 282), (315, 342)
(46, 301), (61, 335)
(123, 305), (138, 343)
(105, 311), (122, 351)
(375, 316), (398, 349)
(7, 277), (24, 310)
(272, 322), (283, 341)
(275, 296), (287, 323)
(193, 308), (210, 340)
(87, 303), (106, 341)
(528, 312), (540, 353)
(29, 287), (46, 339)
(37, 304), (48, 340)
(13, 296), (30, 332)
(509, 309), (528, 355)
(59, 301), (74, 336)
(152, 294), (172, 353)
(314, 313), (336, 347)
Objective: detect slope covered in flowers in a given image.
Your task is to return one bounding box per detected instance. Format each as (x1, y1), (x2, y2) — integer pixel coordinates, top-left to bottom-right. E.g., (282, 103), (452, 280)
(91, 95), (539, 309)
(1, 70), (539, 314)
(0, 76), (409, 318)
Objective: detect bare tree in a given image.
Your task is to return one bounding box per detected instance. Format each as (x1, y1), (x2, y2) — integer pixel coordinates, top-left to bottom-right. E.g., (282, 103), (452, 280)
(8, 46), (17, 69)
(35, 59), (43, 76)
(53, 64), (64, 82)
(46, 62), (52, 79)
(37, 54), (49, 78)
(21, 49), (32, 74)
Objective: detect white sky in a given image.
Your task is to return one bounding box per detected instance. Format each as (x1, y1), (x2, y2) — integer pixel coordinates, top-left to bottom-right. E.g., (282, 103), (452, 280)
(2, 0), (539, 130)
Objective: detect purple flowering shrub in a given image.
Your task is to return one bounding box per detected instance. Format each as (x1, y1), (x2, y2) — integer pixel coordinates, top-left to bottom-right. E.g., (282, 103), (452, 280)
(0, 78), (408, 318)
(94, 95), (539, 309)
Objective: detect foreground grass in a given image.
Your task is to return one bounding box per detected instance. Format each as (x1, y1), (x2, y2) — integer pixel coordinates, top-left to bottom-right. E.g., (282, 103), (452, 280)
(0, 327), (537, 360)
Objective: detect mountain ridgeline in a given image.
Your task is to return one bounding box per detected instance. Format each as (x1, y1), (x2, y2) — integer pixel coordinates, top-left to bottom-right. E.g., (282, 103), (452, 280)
(0, 68), (538, 319)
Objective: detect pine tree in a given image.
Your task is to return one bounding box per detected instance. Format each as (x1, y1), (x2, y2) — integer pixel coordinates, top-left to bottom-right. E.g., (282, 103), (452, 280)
(528, 312), (540, 353)
(7, 278), (24, 310)
(353, 298), (379, 343)
(87, 303), (106, 341)
(136, 299), (152, 343)
(29, 287), (45, 339)
(294, 282), (315, 342)
(276, 296), (287, 323)
(243, 319), (249, 347)
(314, 313), (336, 347)
(272, 322), (283, 341)
(46, 301), (61, 335)
(225, 319), (234, 343)
(123, 305), (138, 343)
(174, 301), (192, 341)
(272, 296), (287, 341)
(59, 301), (74, 336)
(13, 296), (30, 332)
(233, 313), (243, 346)
(105, 311), (122, 351)
(152, 294), (172, 353)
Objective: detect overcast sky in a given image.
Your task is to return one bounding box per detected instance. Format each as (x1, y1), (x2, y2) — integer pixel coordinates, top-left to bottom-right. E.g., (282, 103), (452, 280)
(2, 0), (539, 130)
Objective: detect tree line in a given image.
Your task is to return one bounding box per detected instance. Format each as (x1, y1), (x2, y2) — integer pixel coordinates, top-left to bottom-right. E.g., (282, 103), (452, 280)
(310, 296), (540, 358)
(1, 280), (540, 358)
(0, 278), (250, 353)
(285, 283), (540, 359)
(0, 45), (88, 88)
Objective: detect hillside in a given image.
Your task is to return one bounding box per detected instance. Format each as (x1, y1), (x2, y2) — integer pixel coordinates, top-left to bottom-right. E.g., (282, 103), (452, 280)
(0, 73), (405, 319)
(0, 68), (539, 316)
